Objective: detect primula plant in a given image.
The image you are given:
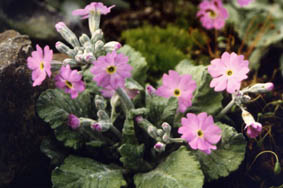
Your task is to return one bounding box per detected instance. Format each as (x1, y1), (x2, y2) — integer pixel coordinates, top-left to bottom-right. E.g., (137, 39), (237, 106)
(26, 1), (279, 188)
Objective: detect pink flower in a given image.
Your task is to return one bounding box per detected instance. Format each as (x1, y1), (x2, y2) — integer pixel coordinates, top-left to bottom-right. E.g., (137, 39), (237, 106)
(155, 70), (196, 113)
(245, 122), (262, 138)
(241, 109), (262, 138)
(27, 45), (52, 87)
(178, 112), (222, 154)
(197, 0), (229, 30)
(208, 52), (249, 94)
(237, 0), (253, 7)
(68, 114), (80, 130)
(91, 51), (132, 90)
(72, 2), (115, 19)
(55, 65), (85, 99)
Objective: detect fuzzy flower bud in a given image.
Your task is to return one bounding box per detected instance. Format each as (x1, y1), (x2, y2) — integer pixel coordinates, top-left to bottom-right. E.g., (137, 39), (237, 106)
(154, 142), (166, 153)
(95, 95), (107, 110)
(55, 41), (76, 57)
(146, 84), (156, 95)
(55, 22), (80, 47)
(246, 82), (274, 93)
(91, 123), (102, 132)
(241, 109), (262, 138)
(68, 114), (80, 130)
(135, 116), (143, 124)
(161, 122), (171, 134)
(104, 41), (121, 53)
(147, 126), (158, 138)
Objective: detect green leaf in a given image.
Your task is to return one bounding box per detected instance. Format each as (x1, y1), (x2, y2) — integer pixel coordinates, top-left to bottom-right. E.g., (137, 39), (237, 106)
(160, 97), (178, 126)
(125, 78), (144, 91)
(52, 155), (127, 188)
(36, 89), (95, 149)
(118, 45), (148, 84)
(40, 136), (67, 166)
(146, 95), (178, 127)
(118, 143), (151, 171)
(134, 146), (204, 188)
(82, 67), (100, 94)
(194, 122), (247, 181)
(175, 59), (223, 115)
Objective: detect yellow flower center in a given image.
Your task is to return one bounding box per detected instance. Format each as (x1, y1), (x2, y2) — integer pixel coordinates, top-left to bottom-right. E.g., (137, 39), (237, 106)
(206, 10), (217, 19)
(197, 130), (204, 138)
(65, 80), (73, 89)
(173, 89), (181, 97)
(40, 62), (44, 71)
(226, 70), (233, 76)
(106, 65), (116, 75)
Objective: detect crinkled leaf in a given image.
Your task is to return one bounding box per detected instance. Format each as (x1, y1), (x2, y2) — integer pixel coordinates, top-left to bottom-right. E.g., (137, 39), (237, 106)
(36, 89), (95, 149)
(52, 155), (127, 188)
(146, 95), (178, 126)
(40, 136), (67, 166)
(118, 143), (151, 171)
(82, 67), (100, 94)
(134, 146), (204, 188)
(160, 97), (178, 126)
(118, 45), (148, 84)
(194, 122), (247, 181)
(176, 59), (223, 115)
(125, 78), (144, 91)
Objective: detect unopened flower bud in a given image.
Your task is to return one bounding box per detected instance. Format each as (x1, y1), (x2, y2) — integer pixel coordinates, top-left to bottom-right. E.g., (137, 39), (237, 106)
(146, 84), (156, 95)
(241, 109), (262, 138)
(246, 82), (274, 93)
(91, 29), (104, 44)
(154, 142), (166, 153)
(79, 34), (91, 46)
(97, 110), (109, 120)
(95, 95), (106, 110)
(55, 41), (76, 57)
(91, 123), (102, 132)
(147, 126), (158, 138)
(104, 41), (121, 52)
(94, 40), (104, 52)
(161, 122), (171, 134)
(135, 116), (143, 124)
(162, 134), (171, 144)
(156, 129), (164, 137)
(68, 114), (80, 130)
(55, 21), (80, 47)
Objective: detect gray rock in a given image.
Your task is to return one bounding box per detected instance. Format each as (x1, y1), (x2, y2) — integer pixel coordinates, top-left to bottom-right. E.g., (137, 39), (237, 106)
(0, 30), (51, 186)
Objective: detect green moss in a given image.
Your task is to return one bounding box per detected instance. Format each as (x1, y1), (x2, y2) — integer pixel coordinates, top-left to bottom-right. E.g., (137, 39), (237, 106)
(121, 25), (209, 83)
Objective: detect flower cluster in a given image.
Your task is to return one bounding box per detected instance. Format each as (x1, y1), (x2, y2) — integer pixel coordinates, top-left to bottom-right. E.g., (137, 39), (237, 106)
(197, 0), (228, 30)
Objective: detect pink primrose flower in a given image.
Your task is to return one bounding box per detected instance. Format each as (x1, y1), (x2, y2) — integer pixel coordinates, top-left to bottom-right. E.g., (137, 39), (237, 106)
(208, 52), (249, 94)
(242, 109), (262, 138)
(72, 2), (115, 19)
(91, 51), (132, 90)
(245, 122), (262, 138)
(238, 0), (253, 7)
(197, 0), (229, 30)
(68, 114), (80, 130)
(55, 65), (85, 99)
(27, 45), (52, 87)
(178, 112), (222, 154)
(155, 70), (196, 113)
